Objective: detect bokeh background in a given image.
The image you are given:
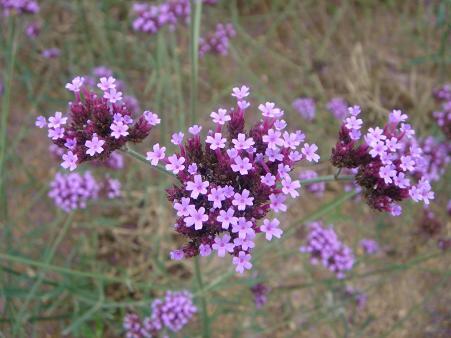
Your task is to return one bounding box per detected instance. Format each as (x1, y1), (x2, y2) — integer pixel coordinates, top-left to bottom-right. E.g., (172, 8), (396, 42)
(0, 0), (450, 337)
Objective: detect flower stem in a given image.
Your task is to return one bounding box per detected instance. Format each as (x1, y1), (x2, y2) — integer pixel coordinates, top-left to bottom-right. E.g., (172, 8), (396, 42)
(299, 175), (354, 185)
(190, 0), (202, 125)
(194, 256), (211, 338)
(122, 146), (175, 178)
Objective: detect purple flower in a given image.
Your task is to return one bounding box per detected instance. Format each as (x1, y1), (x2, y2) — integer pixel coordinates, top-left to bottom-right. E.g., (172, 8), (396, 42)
(186, 175), (209, 199)
(65, 76), (85, 93)
(207, 187), (226, 208)
(25, 22), (40, 38)
(97, 76), (116, 91)
(261, 173), (276, 186)
(146, 143), (166, 166)
(174, 197), (193, 217)
(231, 156), (253, 175)
(104, 88), (123, 103)
(292, 97), (316, 121)
(48, 112), (67, 128)
(61, 151), (78, 171)
(206, 132), (226, 150)
(188, 124), (202, 135)
(41, 48), (60, 59)
(217, 207), (238, 229)
(301, 143), (320, 162)
(231, 85), (250, 100)
(184, 206), (208, 230)
(199, 23), (236, 58)
(232, 217), (255, 239)
(281, 176), (301, 198)
(85, 134), (105, 156)
(269, 193), (287, 212)
(300, 221), (354, 278)
(35, 116), (47, 128)
(165, 155), (185, 174)
(232, 251), (252, 274)
(171, 132), (185, 145)
(327, 97), (348, 120)
(110, 121), (129, 139)
(260, 218), (283, 240)
(212, 233), (235, 257)
(232, 189), (254, 211)
(210, 108), (230, 125)
(360, 239), (380, 255)
(143, 111), (161, 126)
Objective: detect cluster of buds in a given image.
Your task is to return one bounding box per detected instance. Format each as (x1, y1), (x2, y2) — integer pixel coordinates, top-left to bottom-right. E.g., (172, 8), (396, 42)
(123, 291), (197, 337)
(48, 171), (121, 212)
(292, 97), (316, 121)
(132, 0), (217, 35)
(35, 75), (160, 172)
(331, 106), (434, 215)
(300, 221), (354, 279)
(432, 84), (451, 139)
(199, 23), (236, 58)
(0, 0), (39, 15)
(146, 85), (320, 273)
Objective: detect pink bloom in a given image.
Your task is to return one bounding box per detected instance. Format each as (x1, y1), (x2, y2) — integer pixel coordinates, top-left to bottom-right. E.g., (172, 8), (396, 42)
(281, 176), (301, 198)
(146, 143), (166, 166)
(199, 244), (212, 257)
(208, 187), (226, 208)
(212, 233), (235, 257)
(345, 115), (363, 130)
(369, 141), (387, 158)
(104, 88), (123, 103)
(233, 233), (255, 251)
(85, 134), (105, 156)
(258, 102), (283, 118)
(301, 143), (320, 162)
(389, 109), (408, 124)
(206, 133), (226, 150)
(262, 129), (283, 149)
(232, 189), (254, 211)
(269, 193), (287, 212)
(379, 165), (396, 184)
(188, 163), (198, 174)
(217, 207), (238, 229)
(171, 132), (184, 145)
(35, 116), (47, 128)
(61, 151), (78, 171)
(232, 251), (252, 274)
(110, 121), (129, 139)
(48, 127), (65, 140)
(97, 76), (116, 91)
(186, 175), (209, 199)
(165, 155), (185, 174)
(65, 76), (85, 93)
(261, 218), (283, 240)
(400, 155), (415, 172)
(231, 156), (253, 175)
(210, 108), (230, 125)
(188, 125), (202, 135)
(48, 112), (67, 128)
(232, 217), (255, 239)
(231, 85), (250, 100)
(173, 197), (193, 217)
(184, 206), (208, 230)
(143, 111), (161, 126)
(232, 133), (255, 150)
(261, 173), (276, 186)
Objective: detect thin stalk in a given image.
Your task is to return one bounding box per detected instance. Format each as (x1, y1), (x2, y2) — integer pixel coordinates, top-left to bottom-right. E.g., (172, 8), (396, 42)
(299, 175), (354, 185)
(190, 0), (202, 125)
(194, 256), (211, 338)
(122, 146), (175, 178)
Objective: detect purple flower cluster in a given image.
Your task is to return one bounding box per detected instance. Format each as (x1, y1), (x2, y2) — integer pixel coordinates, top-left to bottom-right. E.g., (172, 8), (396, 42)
(41, 48), (60, 59)
(123, 290), (197, 337)
(300, 221), (354, 279)
(292, 97), (316, 121)
(331, 106), (434, 215)
(327, 97), (348, 120)
(250, 283), (270, 309)
(0, 0), (39, 15)
(199, 23), (236, 58)
(148, 85), (319, 273)
(432, 84), (451, 139)
(36, 75), (159, 172)
(132, 0), (217, 35)
(413, 136), (449, 182)
(359, 238), (379, 255)
(298, 169), (325, 197)
(48, 172), (100, 212)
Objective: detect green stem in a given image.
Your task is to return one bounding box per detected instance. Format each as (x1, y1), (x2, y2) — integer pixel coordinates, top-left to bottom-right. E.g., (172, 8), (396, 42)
(299, 175), (354, 185)
(194, 256), (211, 338)
(122, 146), (175, 178)
(190, 0), (202, 125)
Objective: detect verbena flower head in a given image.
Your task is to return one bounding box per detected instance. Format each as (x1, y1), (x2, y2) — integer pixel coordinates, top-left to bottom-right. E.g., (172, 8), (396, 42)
(123, 290), (196, 337)
(48, 172), (100, 212)
(25, 21), (40, 38)
(37, 75), (158, 172)
(298, 169), (325, 197)
(161, 85), (319, 273)
(0, 0), (39, 15)
(433, 83), (451, 102)
(413, 136), (449, 182)
(199, 23), (236, 58)
(432, 84), (451, 139)
(327, 97), (348, 120)
(132, 0), (217, 35)
(300, 221), (354, 279)
(41, 48), (60, 59)
(331, 106), (435, 215)
(360, 238), (379, 255)
(292, 97), (316, 121)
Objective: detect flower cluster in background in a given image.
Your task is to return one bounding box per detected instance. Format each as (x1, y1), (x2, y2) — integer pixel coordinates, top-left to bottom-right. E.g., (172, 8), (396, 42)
(327, 97), (348, 121)
(292, 97), (316, 121)
(199, 22), (236, 58)
(298, 169), (325, 197)
(41, 47), (60, 59)
(360, 238), (380, 255)
(25, 21), (40, 38)
(48, 171), (120, 212)
(432, 83), (451, 139)
(0, 0), (39, 15)
(300, 221), (354, 279)
(250, 283), (270, 309)
(123, 291), (197, 337)
(35, 75), (159, 172)
(414, 136), (449, 183)
(331, 106), (434, 215)
(148, 85), (319, 273)
(132, 0), (217, 35)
